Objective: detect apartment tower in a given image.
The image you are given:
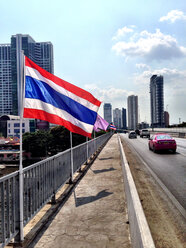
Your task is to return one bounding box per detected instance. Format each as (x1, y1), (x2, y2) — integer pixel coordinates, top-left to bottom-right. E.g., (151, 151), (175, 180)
(150, 75), (164, 128)
(103, 103), (112, 124)
(122, 108), (127, 129)
(113, 108), (122, 129)
(0, 45), (12, 114)
(127, 95), (138, 130)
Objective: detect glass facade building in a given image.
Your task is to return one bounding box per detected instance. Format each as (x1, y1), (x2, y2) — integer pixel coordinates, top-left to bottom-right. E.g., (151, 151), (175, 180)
(35, 42), (54, 74)
(103, 103), (112, 124)
(113, 108), (122, 129)
(150, 75), (164, 128)
(122, 108), (127, 129)
(127, 95), (138, 130)
(0, 44), (12, 115)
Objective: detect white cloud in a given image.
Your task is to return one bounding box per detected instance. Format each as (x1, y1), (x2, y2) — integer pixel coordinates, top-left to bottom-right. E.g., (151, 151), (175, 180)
(84, 84), (134, 117)
(136, 63), (150, 70)
(83, 67), (186, 124)
(132, 67), (186, 123)
(133, 67), (186, 85)
(112, 29), (186, 60)
(84, 84), (132, 102)
(112, 26), (134, 40)
(86, 83), (151, 123)
(159, 10), (186, 23)
(84, 83), (155, 124)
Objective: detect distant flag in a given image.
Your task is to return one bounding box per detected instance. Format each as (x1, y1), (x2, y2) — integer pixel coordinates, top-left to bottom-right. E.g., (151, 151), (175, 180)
(109, 124), (116, 130)
(93, 114), (109, 132)
(23, 56), (101, 138)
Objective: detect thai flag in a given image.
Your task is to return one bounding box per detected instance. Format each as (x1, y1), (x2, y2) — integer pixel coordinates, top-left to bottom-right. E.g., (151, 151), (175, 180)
(109, 124), (116, 130)
(23, 56), (101, 138)
(93, 114), (109, 132)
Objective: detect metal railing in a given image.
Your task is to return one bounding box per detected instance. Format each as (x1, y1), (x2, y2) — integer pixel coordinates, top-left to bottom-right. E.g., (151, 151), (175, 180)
(0, 132), (112, 247)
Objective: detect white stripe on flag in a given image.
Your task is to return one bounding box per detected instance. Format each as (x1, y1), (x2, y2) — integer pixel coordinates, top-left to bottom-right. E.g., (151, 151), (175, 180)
(24, 98), (93, 133)
(25, 66), (99, 113)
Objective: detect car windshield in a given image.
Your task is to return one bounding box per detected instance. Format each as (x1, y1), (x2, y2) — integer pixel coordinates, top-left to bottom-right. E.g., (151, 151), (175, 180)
(156, 135), (172, 140)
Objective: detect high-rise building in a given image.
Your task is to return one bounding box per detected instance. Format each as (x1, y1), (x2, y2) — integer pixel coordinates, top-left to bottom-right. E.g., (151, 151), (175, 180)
(0, 34), (54, 116)
(103, 103), (112, 124)
(34, 42), (54, 74)
(127, 95), (138, 130)
(150, 75), (164, 128)
(164, 111), (169, 127)
(113, 108), (122, 129)
(122, 108), (127, 129)
(0, 44), (12, 115)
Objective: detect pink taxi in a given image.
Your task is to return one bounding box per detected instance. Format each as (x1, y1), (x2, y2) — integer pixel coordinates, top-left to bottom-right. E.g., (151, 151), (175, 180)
(148, 133), (177, 153)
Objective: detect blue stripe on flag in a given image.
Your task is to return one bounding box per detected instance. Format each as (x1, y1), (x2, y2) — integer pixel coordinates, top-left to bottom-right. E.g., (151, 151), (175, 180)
(25, 76), (97, 125)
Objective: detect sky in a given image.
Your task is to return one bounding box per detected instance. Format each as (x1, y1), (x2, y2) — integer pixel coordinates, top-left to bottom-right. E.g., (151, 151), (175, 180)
(1, 0), (186, 124)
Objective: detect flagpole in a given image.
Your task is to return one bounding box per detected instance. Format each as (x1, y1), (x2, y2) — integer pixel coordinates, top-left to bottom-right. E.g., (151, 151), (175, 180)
(70, 131), (73, 181)
(86, 136), (88, 163)
(94, 130), (95, 153)
(18, 49), (24, 241)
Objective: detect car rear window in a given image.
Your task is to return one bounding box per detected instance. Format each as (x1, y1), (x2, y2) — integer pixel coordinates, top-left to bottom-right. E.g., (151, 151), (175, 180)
(156, 135), (172, 140)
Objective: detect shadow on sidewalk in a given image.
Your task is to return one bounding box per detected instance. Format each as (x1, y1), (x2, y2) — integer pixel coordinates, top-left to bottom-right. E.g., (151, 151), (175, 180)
(91, 167), (116, 174)
(74, 189), (113, 207)
(99, 157), (114, 160)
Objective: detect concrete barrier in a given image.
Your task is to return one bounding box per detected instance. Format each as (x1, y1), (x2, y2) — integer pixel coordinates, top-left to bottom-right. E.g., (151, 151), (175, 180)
(149, 131), (186, 139)
(178, 132), (186, 138)
(118, 135), (155, 248)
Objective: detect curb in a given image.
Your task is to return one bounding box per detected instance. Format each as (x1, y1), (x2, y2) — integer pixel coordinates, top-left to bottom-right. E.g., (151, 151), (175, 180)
(118, 135), (155, 248)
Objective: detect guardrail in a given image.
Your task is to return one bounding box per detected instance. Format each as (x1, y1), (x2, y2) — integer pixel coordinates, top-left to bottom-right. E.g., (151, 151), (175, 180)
(148, 128), (186, 138)
(0, 132), (112, 248)
(118, 135), (155, 248)
(150, 127), (186, 133)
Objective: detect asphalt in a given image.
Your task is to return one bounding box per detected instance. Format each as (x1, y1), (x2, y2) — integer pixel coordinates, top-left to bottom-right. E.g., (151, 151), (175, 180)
(27, 134), (131, 248)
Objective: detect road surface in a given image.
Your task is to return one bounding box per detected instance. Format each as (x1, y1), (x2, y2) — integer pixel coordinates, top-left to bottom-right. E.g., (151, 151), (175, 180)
(120, 134), (186, 210)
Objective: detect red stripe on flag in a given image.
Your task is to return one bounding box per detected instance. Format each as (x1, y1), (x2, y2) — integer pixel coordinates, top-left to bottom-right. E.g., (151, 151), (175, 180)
(23, 108), (92, 138)
(25, 57), (101, 107)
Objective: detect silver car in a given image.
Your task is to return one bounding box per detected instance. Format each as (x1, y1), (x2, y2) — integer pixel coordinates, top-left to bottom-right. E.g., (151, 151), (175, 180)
(140, 129), (150, 138)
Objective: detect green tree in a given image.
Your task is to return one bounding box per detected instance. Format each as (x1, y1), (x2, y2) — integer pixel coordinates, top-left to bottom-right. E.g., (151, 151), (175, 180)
(94, 130), (107, 137)
(49, 126), (86, 155)
(23, 125), (105, 159)
(23, 130), (52, 157)
(49, 126), (70, 155)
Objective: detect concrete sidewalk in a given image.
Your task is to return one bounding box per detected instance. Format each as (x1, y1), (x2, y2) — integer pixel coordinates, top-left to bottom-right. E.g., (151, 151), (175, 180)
(30, 134), (131, 248)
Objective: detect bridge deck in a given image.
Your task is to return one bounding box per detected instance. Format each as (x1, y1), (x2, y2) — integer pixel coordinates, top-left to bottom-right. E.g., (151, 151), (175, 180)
(25, 134), (131, 248)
